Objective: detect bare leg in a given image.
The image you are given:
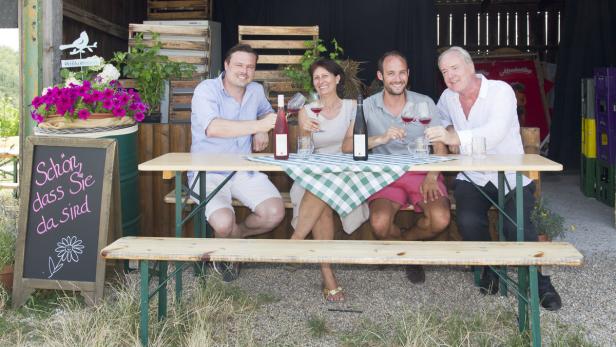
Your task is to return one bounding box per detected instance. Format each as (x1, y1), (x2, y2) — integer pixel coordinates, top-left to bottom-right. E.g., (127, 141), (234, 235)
(291, 191), (329, 240)
(291, 192), (344, 301)
(207, 208), (237, 238)
(369, 199), (402, 240)
(236, 197), (285, 238)
(311, 207), (344, 301)
(402, 197), (450, 241)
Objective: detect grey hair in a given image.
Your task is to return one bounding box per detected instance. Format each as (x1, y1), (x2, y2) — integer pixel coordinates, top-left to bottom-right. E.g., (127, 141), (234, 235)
(438, 46), (474, 66)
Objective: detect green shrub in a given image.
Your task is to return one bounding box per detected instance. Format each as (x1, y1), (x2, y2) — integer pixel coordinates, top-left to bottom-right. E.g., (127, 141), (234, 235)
(0, 97), (19, 137)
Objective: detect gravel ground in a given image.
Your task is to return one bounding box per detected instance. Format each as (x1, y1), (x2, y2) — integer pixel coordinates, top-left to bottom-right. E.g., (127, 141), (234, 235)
(226, 172), (616, 346)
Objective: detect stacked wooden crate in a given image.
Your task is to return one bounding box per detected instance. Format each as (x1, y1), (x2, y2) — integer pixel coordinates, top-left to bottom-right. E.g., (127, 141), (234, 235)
(129, 22), (219, 123)
(238, 25), (319, 104)
(147, 0), (211, 20)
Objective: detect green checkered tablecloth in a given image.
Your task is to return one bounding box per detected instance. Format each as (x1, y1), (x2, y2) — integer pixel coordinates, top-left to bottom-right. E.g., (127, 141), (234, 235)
(246, 153), (453, 217)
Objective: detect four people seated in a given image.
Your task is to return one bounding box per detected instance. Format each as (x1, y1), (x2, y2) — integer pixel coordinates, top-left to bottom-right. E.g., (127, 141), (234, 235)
(190, 43), (562, 311)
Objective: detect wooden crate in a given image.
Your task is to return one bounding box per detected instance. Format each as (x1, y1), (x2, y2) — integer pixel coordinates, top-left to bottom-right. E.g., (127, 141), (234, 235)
(129, 23), (211, 78)
(168, 80), (201, 123)
(238, 25), (319, 102)
(147, 0), (211, 20)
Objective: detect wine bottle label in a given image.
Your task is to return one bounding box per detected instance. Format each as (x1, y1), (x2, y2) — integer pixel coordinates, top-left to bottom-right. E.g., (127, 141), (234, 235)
(353, 135), (366, 157)
(275, 134), (288, 155)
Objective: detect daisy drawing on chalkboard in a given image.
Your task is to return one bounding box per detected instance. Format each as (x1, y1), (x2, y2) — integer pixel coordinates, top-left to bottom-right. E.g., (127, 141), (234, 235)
(48, 235), (84, 278)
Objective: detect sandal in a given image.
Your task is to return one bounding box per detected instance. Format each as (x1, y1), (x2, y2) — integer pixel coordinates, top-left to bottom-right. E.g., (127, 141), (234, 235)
(322, 286), (345, 302)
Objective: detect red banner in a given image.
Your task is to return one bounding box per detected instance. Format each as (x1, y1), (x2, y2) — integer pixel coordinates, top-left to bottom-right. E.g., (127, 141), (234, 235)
(473, 59), (549, 140)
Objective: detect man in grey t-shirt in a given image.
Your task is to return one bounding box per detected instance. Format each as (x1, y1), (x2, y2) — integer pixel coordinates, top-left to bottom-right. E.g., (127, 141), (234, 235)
(343, 51), (451, 284)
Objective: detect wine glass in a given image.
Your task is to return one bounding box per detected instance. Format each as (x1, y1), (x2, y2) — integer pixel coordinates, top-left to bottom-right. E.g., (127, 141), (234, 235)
(308, 92), (324, 133)
(417, 102), (431, 135)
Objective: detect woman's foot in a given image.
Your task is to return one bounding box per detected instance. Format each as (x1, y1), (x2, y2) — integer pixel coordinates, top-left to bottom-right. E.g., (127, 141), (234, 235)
(322, 286), (345, 302)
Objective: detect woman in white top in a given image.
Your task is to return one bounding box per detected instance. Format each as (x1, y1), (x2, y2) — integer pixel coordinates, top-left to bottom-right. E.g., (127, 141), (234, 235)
(290, 59), (369, 302)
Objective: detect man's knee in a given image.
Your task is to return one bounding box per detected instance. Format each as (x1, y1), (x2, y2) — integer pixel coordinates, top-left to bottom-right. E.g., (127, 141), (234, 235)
(256, 198), (285, 227)
(455, 209), (487, 240)
(370, 213), (392, 239)
(208, 209), (235, 238)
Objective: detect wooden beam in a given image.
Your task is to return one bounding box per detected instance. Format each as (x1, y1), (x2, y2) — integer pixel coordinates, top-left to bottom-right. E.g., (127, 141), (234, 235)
(63, 2), (128, 40)
(42, 0), (62, 87)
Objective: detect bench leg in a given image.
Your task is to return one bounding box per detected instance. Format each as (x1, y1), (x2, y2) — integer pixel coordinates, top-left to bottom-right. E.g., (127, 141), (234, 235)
(473, 266), (481, 286)
(175, 261), (183, 303)
(497, 172), (508, 296)
(158, 261), (168, 320)
(140, 260), (150, 347)
(529, 266), (542, 346)
(517, 266), (529, 333)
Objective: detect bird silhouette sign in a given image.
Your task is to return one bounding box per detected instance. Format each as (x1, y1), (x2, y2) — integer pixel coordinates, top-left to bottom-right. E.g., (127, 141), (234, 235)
(60, 31), (98, 55)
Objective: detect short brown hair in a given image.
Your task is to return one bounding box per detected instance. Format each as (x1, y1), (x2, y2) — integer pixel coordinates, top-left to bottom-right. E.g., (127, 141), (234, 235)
(377, 51), (408, 73)
(224, 43), (258, 63)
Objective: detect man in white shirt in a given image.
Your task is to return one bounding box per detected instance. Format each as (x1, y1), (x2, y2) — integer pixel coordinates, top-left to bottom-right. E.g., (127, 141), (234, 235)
(426, 46), (562, 311)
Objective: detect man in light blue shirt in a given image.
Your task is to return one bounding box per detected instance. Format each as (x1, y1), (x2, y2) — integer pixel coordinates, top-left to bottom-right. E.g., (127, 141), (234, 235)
(190, 44), (284, 281)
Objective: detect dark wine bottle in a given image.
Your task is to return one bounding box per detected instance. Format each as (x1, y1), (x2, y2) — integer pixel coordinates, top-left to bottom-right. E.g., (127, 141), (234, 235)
(274, 94), (289, 160)
(353, 95), (368, 161)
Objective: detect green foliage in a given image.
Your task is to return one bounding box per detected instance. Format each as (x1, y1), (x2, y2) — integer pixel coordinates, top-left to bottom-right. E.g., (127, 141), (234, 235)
(284, 38), (344, 94)
(111, 33), (195, 115)
(0, 193), (18, 268)
(531, 197), (566, 240)
(307, 315), (329, 338)
(0, 97), (19, 137)
(0, 47), (19, 103)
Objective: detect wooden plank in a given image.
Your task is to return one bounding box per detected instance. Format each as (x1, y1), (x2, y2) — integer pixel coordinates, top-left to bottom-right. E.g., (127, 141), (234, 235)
(148, 11), (208, 20)
(171, 94), (193, 104)
(239, 40), (308, 49)
(168, 56), (207, 65)
(148, 1), (206, 9)
(169, 111), (191, 123)
(0, 182), (19, 190)
(254, 70), (289, 81)
(63, 3), (128, 40)
(238, 26), (319, 36)
(129, 24), (208, 37)
(138, 153), (563, 173)
(129, 39), (207, 51)
(138, 125), (154, 238)
(258, 55), (303, 65)
(152, 125), (170, 236)
(263, 80), (302, 94)
(102, 238), (583, 266)
(171, 80), (201, 89)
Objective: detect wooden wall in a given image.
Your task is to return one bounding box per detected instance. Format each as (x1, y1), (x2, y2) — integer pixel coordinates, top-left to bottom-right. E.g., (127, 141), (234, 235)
(62, 0), (147, 62)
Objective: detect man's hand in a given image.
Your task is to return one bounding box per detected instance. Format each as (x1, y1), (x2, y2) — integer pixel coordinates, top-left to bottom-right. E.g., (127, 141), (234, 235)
(419, 174), (443, 202)
(258, 113), (277, 132)
(377, 127), (406, 145)
(252, 131), (269, 152)
(448, 145), (460, 154)
(425, 126), (460, 146)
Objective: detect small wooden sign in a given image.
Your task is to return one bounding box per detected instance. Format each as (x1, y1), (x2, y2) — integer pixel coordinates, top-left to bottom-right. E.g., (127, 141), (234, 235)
(12, 136), (120, 306)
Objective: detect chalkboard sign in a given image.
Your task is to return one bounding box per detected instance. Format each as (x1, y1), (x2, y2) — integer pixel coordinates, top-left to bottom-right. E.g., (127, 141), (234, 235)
(13, 136), (119, 306)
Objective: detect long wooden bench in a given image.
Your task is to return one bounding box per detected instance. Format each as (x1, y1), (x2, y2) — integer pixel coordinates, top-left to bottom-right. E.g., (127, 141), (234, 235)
(101, 236), (583, 347)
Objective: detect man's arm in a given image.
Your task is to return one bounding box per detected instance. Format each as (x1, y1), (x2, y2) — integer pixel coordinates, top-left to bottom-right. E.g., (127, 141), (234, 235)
(206, 113), (276, 138)
(420, 141), (447, 202)
(341, 120), (405, 153)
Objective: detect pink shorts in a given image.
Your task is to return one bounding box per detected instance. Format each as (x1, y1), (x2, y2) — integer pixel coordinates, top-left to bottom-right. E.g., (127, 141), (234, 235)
(368, 172), (448, 212)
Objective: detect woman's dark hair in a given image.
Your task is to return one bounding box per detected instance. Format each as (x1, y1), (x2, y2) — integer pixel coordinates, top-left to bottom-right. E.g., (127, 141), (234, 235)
(309, 58), (345, 98)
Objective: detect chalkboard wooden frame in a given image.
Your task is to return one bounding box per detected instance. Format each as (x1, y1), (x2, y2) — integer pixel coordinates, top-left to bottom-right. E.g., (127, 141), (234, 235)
(12, 136), (119, 307)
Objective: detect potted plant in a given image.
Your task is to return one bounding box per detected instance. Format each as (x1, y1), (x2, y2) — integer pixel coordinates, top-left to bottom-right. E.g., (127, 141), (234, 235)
(530, 197), (566, 241)
(30, 61), (149, 129)
(111, 33), (195, 122)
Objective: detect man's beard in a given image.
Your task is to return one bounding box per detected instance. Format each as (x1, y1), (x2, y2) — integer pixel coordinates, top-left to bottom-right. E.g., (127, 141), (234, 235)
(384, 84), (406, 96)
